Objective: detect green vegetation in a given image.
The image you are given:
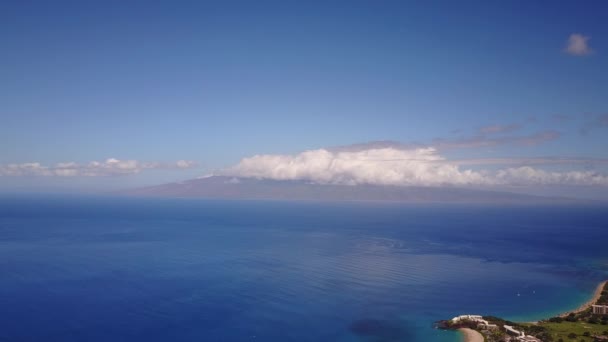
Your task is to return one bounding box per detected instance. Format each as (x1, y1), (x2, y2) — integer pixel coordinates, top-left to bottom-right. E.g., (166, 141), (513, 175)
(536, 321), (607, 341)
(440, 282), (608, 342)
(527, 282), (608, 342)
(599, 288), (608, 305)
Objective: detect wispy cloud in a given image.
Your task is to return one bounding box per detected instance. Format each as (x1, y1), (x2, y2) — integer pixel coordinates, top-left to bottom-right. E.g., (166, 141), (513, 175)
(496, 167), (608, 186)
(218, 146), (608, 187)
(0, 158), (197, 177)
(552, 113), (573, 122)
(331, 127), (560, 153)
(329, 140), (420, 152)
(433, 130), (560, 149)
(478, 124), (521, 134)
(448, 157), (608, 167)
(580, 113), (608, 135)
(565, 33), (594, 56)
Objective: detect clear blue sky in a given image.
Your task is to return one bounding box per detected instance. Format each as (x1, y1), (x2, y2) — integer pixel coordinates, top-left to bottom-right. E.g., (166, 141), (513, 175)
(1, 1), (607, 191)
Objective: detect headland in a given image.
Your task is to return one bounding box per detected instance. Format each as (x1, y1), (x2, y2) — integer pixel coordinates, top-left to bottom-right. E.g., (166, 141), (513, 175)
(438, 280), (608, 342)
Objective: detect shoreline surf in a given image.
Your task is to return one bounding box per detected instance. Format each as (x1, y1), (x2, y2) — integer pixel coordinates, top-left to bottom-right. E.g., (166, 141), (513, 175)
(557, 280), (607, 318)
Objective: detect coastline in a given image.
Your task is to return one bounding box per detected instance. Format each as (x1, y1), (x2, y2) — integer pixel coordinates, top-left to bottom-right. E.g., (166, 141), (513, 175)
(558, 280), (607, 318)
(458, 328), (484, 342)
(445, 280), (607, 342)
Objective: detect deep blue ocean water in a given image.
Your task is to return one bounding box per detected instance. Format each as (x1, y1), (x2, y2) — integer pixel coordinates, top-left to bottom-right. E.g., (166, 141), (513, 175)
(1, 196), (607, 342)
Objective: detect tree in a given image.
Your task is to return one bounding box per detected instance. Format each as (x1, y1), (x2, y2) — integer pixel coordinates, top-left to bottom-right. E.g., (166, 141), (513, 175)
(538, 332), (554, 341)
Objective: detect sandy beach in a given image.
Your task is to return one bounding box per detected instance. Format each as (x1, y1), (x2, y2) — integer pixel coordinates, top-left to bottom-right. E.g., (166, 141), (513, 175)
(559, 280), (607, 317)
(458, 328), (484, 342)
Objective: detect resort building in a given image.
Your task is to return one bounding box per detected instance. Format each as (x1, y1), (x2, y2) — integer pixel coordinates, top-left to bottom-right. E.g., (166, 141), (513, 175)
(452, 315), (498, 330)
(452, 315), (483, 322)
(516, 336), (541, 342)
(451, 315), (541, 341)
(451, 314), (497, 330)
(477, 321), (498, 330)
(504, 325), (524, 337)
(592, 305), (608, 315)
(503, 325), (543, 342)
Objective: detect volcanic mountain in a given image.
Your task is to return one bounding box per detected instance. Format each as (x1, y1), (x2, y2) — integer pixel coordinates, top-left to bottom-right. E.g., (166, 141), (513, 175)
(122, 176), (576, 204)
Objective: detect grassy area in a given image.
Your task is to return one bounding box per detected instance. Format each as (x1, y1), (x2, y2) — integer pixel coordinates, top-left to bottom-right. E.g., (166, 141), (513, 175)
(535, 321), (608, 341)
(528, 282), (608, 342)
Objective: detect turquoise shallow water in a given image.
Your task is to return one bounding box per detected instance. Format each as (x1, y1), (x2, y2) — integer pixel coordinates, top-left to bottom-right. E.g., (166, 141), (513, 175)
(0, 196), (607, 341)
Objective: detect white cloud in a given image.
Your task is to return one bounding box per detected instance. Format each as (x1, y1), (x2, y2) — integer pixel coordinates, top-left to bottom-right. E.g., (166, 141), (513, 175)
(565, 33), (593, 56)
(0, 163), (50, 176)
(219, 146), (608, 187)
(176, 160), (197, 169)
(0, 158), (198, 177)
(221, 147), (489, 187)
(496, 167), (608, 186)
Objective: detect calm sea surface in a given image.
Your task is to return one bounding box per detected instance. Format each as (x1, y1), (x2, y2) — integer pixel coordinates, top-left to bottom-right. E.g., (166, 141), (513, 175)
(1, 196), (607, 342)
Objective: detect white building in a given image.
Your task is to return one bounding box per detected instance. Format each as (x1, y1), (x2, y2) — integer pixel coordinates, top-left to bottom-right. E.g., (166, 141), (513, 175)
(504, 325), (525, 337)
(517, 336), (541, 342)
(504, 325), (543, 342)
(477, 321), (498, 330)
(452, 315), (483, 322)
(592, 304), (608, 315)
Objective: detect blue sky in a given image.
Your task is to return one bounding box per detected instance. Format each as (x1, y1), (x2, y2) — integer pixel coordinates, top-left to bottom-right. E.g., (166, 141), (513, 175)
(1, 1), (607, 194)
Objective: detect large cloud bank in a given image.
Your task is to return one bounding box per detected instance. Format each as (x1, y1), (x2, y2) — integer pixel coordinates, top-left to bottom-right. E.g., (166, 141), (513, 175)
(0, 158), (197, 177)
(221, 147), (608, 187)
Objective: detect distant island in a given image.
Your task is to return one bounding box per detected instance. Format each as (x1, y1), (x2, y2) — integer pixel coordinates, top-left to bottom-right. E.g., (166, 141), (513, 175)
(122, 176), (582, 204)
(437, 281), (608, 342)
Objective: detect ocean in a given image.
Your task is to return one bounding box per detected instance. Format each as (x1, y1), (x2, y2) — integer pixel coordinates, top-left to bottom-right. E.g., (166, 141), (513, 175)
(1, 196), (607, 342)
